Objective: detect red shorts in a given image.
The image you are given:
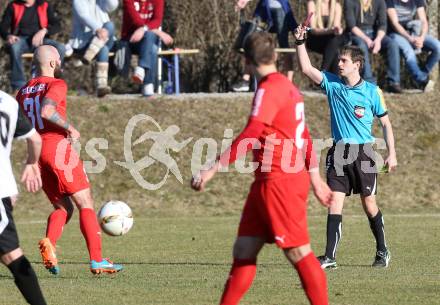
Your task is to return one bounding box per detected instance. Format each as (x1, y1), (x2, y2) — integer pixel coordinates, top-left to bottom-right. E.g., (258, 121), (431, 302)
(238, 174), (310, 249)
(39, 139), (90, 203)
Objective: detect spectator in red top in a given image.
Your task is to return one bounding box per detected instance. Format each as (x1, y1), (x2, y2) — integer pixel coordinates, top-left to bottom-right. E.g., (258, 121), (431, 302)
(122, 0), (173, 97)
(0, 0), (65, 92)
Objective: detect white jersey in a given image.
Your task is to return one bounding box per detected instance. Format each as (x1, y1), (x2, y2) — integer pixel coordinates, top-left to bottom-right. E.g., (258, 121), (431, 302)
(0, 90), (35, 199)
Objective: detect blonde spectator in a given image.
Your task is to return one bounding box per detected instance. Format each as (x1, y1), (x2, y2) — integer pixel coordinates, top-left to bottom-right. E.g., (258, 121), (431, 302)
(345, 0), (402, 92)
(305, 0), (347, 74)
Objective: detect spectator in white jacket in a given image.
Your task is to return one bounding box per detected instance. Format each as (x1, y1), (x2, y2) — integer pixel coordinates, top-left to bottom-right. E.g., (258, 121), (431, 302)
(70, 0), (118, 97)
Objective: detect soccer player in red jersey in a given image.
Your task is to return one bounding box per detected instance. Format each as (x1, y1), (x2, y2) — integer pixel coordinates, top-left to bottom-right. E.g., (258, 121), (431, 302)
(191, 32), (332, 305)
(16, 45), (122, 275)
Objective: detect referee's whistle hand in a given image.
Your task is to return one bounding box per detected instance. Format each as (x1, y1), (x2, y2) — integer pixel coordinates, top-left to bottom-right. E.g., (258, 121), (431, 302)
(294, 26), (307, 41)
(385, 155), (397, 173)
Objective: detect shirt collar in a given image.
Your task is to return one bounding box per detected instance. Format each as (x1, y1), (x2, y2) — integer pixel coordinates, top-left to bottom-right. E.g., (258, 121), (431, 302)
(343, 77), (364, 88)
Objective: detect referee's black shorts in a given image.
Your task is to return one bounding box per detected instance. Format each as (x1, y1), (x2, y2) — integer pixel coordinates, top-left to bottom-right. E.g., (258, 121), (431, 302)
(0, 197), (19, 255)
(326, 143), (378, 197)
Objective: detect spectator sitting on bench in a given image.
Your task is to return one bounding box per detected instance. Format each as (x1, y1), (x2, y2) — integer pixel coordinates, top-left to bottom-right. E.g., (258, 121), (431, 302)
(70, 0), (118, 97)
(0, 0), (65, 93)
(232, 0), (298, 92)
(306, 0), (347, 75)
(122, 0), (173, 97)
(387, 0), (440, 92)
(344, 0), (402, 93)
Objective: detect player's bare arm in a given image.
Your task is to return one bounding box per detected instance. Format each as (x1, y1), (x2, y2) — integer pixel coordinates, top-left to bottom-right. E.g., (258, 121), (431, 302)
(40, 97), (80, 142)
(40, 98), (69, 129)
(21, 132), (42, 193)
(309, 169), (332, 207)
(191, 118), (265, 192)
(302, 128), (332, 206)
(379, 115), (397, 172)
(191, 161), (220, 192)
(294, 25), (323, 85)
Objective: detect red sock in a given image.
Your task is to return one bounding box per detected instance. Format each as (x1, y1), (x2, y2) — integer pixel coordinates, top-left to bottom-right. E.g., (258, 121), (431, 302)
(46, 209), (67, 246)
(79, 208), (102, 262)
(219, 258), (257, 305)
(294, 252), (328, 305)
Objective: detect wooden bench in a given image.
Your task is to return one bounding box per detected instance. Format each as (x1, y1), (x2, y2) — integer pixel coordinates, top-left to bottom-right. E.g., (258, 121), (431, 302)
(275, 48), (297, 53)
(22, 48), (200, 95)
(237, 48), (296, 53)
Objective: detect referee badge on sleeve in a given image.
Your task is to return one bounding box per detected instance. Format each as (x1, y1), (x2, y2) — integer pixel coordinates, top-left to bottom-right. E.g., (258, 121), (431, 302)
(354, 106), (365, 118)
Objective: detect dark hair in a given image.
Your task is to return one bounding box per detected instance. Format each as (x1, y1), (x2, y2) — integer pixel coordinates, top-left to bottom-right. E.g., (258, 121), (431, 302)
(243, 32), (276, 66)
(339, 45), (365, 70)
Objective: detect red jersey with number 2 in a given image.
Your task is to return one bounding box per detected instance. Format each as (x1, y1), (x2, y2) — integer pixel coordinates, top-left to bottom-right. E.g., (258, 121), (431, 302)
(250, 72), (311, 181)
(16, 76), (68, 142)
(236, 72), (315, 249)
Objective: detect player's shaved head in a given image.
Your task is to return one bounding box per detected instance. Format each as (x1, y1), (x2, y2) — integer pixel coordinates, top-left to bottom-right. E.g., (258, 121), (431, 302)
(34, 45), (60, 68)
(33, 45), (62, 78)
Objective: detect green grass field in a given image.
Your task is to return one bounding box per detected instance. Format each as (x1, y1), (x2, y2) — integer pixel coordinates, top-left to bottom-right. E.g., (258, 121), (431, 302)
(1, 210), (440, 305)
(2, 92), (440, 305)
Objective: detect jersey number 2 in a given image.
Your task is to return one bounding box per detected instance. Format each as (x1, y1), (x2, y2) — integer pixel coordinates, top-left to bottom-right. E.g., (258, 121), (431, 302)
(295, 103), (305, 149)
(23, 96), (44, 129)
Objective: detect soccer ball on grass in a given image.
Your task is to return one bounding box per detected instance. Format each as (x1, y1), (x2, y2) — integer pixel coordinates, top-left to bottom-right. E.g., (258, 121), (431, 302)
(98, 201), (133, 236)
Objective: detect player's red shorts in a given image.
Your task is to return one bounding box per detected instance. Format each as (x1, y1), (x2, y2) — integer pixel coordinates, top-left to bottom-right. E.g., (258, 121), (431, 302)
(238, 173), (310, 249)
(39, 139), (90, 203)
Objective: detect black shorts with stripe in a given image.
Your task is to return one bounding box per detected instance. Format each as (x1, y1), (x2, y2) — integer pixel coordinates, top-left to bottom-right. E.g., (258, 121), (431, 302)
(0, 197), (19, 255)
(326, 143), (378, 196)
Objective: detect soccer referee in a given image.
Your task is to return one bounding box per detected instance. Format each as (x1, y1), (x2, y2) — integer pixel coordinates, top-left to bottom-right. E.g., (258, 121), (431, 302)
(295, 25), (398, 268)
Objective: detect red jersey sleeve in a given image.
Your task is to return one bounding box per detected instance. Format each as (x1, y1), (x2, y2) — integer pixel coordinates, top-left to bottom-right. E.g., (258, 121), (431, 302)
(250, 85), (280, 125)
(45, 79), (67, 103)
(218, 119), (265, 166)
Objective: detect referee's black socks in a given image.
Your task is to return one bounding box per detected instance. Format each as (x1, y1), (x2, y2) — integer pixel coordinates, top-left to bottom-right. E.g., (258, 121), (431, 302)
(7, 255), (47, 305)
(325, 214), (342, 260)
(368, 210), (387, 252)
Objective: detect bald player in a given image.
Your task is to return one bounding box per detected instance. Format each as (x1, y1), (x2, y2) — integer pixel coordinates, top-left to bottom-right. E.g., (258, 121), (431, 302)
(16, 45), (123, 275)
